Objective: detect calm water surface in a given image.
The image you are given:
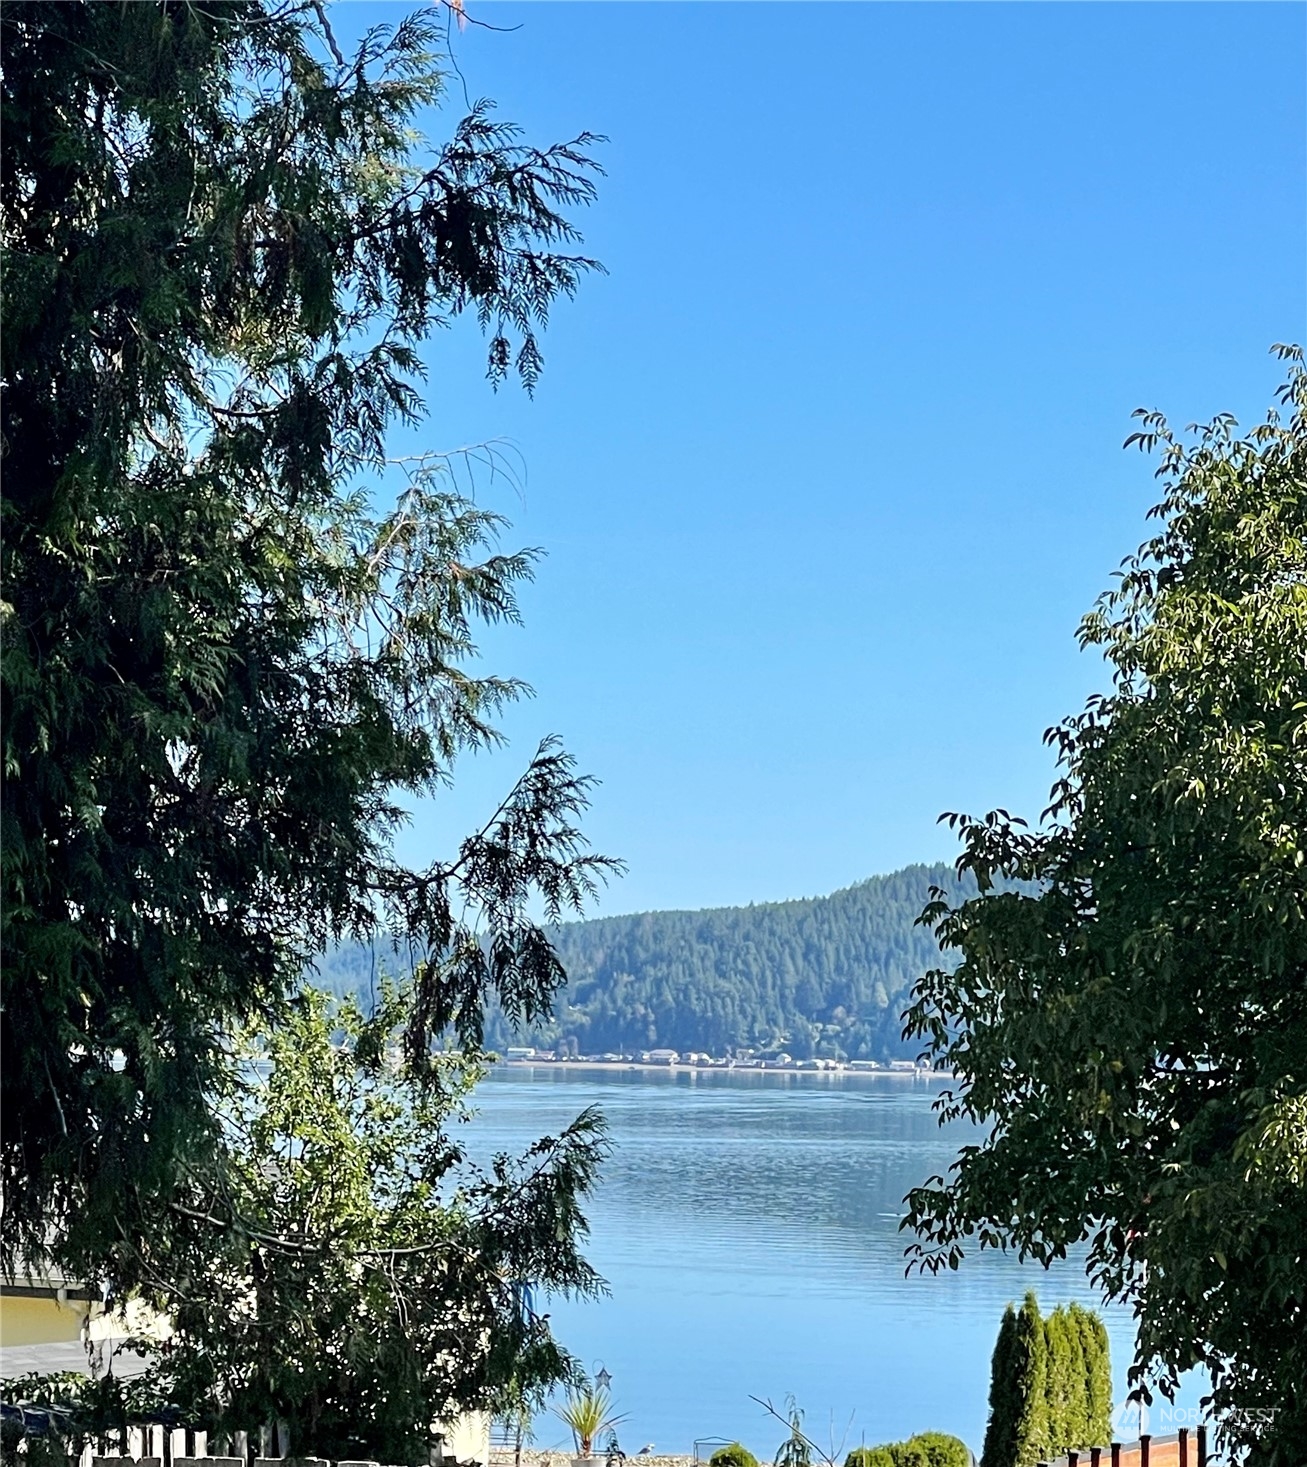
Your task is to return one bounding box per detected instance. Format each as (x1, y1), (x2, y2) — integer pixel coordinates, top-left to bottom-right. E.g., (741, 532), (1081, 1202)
(463, 1067), (1200, 1456)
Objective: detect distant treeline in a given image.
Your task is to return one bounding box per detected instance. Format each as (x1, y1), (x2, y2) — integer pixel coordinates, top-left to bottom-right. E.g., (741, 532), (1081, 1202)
(317, 862), (974, 1063)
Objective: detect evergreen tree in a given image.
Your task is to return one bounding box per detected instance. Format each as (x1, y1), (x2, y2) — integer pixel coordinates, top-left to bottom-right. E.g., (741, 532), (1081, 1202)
(1063, 1304), (1091, 1448)
(0, 6), (619, 1450)
(980, 1304), (1019, 1467)
(325, 861), (981, 1058)
(1011, 1293), (1048, 1467)
(2, 0), (610, 1291)
(1033, 1301), (1110, 1455)
(1072, 1304), (1113, 1445)
(1042, 1307), (1072, 1456)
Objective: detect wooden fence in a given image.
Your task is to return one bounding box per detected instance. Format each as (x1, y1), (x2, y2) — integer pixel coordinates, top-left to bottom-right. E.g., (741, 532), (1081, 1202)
(1038, 1428), (1210, 1467)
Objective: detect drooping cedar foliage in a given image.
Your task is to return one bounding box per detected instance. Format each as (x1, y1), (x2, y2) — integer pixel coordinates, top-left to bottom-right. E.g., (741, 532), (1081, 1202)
(2, 0), (613, 1295)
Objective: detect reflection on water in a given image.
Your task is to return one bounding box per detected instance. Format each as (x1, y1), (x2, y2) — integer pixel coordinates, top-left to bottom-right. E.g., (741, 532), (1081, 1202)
(462, 1067), (1200, 1456)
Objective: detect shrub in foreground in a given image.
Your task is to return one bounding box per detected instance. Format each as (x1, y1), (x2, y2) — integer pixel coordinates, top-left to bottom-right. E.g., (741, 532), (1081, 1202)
(711, 1445), (759, 1467)
(844, 1450), (898, 1467)
(902, 1433), (970, 1467)
(845, 1435), (967, 1467)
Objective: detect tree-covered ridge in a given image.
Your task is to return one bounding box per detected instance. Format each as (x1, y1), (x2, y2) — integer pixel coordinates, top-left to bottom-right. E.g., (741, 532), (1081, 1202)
(322, 863), (974, 1061)
(535, 863), (976, 1059)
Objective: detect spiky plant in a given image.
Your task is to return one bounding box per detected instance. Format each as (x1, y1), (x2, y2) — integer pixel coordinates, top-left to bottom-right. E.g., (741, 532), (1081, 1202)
(555, 1383), (628, 1458)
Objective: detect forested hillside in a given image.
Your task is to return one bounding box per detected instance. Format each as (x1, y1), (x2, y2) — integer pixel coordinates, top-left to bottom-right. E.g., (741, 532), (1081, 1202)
(319, 863), (973, 1062)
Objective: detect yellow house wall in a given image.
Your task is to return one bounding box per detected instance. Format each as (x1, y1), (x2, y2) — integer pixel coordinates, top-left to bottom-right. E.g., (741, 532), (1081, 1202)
(0, 1293), (92, 1347)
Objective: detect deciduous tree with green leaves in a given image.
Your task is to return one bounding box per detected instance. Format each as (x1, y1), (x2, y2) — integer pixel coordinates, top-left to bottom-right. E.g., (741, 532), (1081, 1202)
(904, 349), (1307, 1464)
(148, 988), (606, 1460)
(2, 0), (610, 1294)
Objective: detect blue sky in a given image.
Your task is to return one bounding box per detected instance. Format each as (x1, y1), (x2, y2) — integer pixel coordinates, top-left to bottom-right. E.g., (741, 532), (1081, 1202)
(342, 2), (1305, 917)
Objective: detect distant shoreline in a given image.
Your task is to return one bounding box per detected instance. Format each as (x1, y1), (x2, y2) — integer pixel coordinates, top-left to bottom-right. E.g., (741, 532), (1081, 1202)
(491, 1058), (957, 1082)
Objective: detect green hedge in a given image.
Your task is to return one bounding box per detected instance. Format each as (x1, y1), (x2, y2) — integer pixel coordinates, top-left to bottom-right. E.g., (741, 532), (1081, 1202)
(904, 1433), (970, 1467)
(710, 1444), (759, 1467)
(844, 1449), (898, 1467)
(844, 1434), (968, 1467)
(980, 1294), (1113, 1467)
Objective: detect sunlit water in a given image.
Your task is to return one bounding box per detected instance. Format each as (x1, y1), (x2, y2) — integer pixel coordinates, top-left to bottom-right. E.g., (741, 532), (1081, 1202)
(462, 1067), (1202, 1457)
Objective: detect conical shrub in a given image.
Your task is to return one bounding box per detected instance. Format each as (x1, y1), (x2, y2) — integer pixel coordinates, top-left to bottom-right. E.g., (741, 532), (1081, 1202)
(980, 1304), (1019, 1467)
(1012, 1292), (1048, 1467)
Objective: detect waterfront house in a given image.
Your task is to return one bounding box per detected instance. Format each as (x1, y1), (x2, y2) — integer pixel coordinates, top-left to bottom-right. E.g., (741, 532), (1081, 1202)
(1, 1269), (169, 1381)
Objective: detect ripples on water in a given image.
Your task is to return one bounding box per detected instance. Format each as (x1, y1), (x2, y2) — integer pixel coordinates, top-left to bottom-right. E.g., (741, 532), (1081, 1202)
(462, 1067), (1201, 1456)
